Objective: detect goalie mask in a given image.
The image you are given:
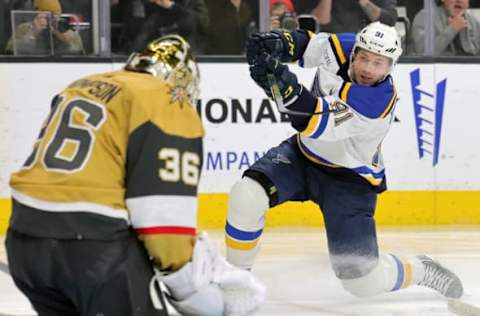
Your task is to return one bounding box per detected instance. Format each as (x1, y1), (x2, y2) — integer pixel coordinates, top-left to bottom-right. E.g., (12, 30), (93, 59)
(125, 34), (200, 102)
(349, 22), (402, 79)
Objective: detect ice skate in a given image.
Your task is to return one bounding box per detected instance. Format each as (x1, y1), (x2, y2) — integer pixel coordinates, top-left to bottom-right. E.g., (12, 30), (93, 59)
(417, 255), (463, 299)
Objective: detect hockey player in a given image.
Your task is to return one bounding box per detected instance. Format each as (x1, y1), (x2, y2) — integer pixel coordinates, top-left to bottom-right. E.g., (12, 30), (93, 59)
(6, 35), (265, 316)
(225, 22), (464, 300)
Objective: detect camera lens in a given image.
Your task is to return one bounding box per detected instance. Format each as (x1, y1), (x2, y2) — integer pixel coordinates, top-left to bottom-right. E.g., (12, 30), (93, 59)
(280, 12), (297, 31)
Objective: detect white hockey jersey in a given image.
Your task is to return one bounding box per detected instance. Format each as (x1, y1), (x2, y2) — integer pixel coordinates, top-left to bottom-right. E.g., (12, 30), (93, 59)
(296, 32), (398, 187)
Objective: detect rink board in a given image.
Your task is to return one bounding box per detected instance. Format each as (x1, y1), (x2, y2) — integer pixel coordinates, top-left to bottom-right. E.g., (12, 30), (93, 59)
(1, 62), (480, 232)
(1, 190), (480, 233)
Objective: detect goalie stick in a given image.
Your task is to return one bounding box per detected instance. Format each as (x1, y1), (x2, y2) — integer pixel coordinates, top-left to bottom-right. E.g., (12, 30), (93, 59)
(266, 73), (336, 117)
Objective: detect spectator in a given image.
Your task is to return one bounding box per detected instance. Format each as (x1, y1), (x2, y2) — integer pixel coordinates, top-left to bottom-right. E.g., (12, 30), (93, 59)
(111, 0), (146, 54)
(246, 0), (259, 23)
(5, 0), (84, 55)
(0, 0), (7, 52)
(205, 0), (254, 54)
(270, 0), (297, 31)
(396, 0), (423, 24)
(311, 0), (398, 33)
(59, 0), (90, 22)
(132, 0), (209, 54)
(471, 0), (480, 7)
(294, 0), (317, 15)
(410, 0), (480, 56)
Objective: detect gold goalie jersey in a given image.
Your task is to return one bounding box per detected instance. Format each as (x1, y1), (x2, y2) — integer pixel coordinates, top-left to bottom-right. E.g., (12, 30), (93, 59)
(10, 70), (204, 270)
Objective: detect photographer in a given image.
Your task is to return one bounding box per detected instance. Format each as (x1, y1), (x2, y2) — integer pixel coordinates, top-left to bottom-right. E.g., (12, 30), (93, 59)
(270, 0), (297, 31)
(5, 0), (84, 55)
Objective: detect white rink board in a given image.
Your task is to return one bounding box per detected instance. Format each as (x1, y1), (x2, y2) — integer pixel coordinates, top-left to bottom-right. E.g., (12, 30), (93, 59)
(0, 62), (480, 196)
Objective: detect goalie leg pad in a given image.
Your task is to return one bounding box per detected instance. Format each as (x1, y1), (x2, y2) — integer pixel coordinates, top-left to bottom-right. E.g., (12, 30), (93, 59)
(169, 283), (224, 316)
(156, 232), (266, 316)
(225, 176), (269, 269)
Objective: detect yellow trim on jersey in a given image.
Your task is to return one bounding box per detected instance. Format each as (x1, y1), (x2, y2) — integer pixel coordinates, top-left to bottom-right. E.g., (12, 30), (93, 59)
(307, 30), (315, 38)
(380, 84), (398, 118)
(296, 135), (340, 168)
(11, 189), (129, 221)
(301, 99), (323, 137)
(340, 82), (352, 102)
(363, 174), (383, 186)
(402, 260), (413, 288)
(331, 34), (347, 65)
(225, 235), (258, 251)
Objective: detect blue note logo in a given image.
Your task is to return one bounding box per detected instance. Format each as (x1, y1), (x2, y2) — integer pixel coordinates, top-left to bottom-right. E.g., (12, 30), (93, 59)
(272, 153), (291, 164)
(410, 69), (446, 166)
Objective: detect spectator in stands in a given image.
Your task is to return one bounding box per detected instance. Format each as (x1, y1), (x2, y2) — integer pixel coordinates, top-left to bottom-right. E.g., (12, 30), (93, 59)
(410, 0), (480, 56)
(270, 0), (297, 31)
(5, 0), (84, 55)
(59, 0), (90, 22)
(0, 0), (7, 52)
(1, 1), (34, 53)
(205, 0), (255, 54)
(111, 0), (146, 54)
(396, 0), (423, 24)
(132, 0), (209, 54)
(294, 0), (317, 15)
(311, 0), (398, 33)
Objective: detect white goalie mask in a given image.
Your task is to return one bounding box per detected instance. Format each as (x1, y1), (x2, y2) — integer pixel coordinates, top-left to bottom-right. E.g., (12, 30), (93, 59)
(125, 34), (200, 103)
(350, 22), (403, 78)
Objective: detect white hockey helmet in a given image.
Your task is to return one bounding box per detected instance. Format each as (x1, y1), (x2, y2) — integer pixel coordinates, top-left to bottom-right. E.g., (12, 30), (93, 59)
(351, 21), (402, 73)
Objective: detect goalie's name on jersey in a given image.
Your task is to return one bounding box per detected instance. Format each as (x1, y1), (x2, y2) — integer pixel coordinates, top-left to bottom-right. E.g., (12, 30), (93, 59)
(68, 78), (122, 104)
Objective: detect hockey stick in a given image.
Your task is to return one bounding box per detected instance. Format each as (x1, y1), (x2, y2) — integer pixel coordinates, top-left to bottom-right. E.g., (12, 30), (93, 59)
(266, 73), (335, 117)
(448, 299), (480, 316)
(0, 261), (9, 275)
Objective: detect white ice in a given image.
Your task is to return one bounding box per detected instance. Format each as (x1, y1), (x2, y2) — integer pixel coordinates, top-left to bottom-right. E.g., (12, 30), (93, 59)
(1, 227), (480, 316)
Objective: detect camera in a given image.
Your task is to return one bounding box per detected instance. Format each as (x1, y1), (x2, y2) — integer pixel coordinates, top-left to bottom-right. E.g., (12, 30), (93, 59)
(279, 12), (297, 31)
(297, 14), (319, 33)
(55, 14), (89, 33)
(56, 16), (74, 33)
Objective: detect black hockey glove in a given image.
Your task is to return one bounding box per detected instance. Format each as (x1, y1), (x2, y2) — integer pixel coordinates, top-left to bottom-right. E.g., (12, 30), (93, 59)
(249, 52), (301, 103)
(246, 30), (297, 65)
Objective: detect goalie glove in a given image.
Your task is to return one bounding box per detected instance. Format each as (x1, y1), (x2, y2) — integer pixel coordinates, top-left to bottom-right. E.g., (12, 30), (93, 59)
(246, 30), (298, 65)
(250, 52), (302, 105)
(152, 232), (266, 316)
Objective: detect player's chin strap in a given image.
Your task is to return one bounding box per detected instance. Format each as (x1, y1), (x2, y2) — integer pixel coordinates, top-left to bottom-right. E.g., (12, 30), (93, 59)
(267, 73), (336, 117)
